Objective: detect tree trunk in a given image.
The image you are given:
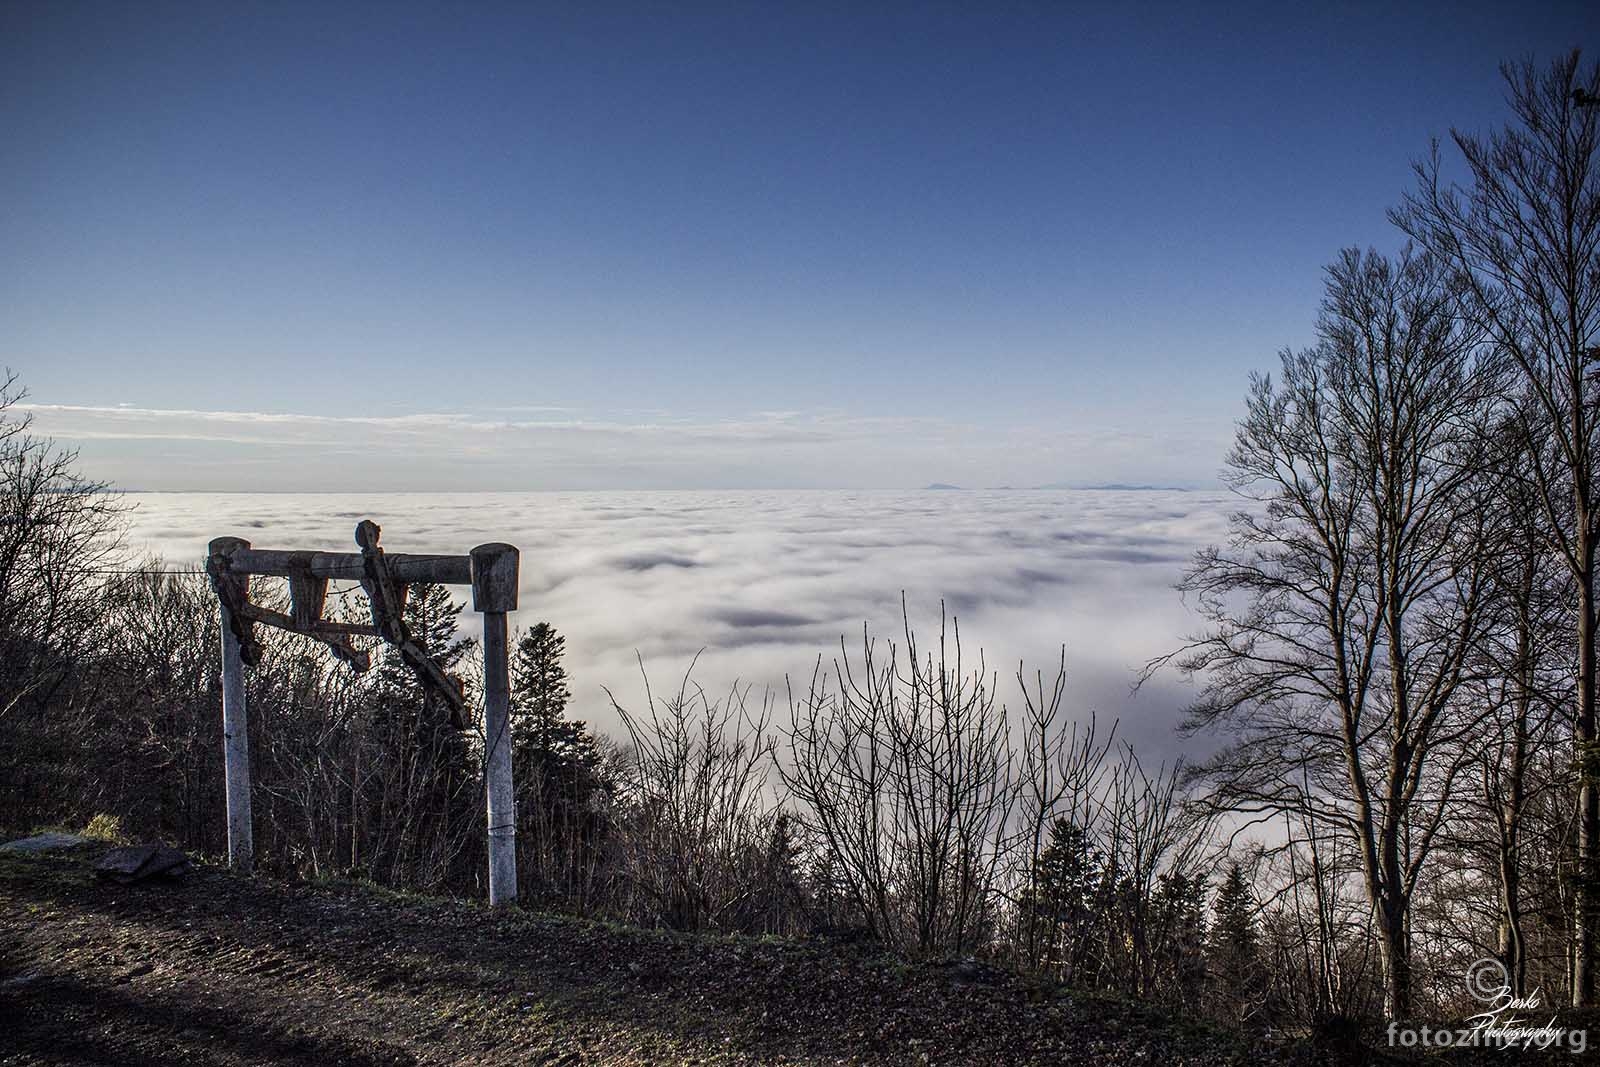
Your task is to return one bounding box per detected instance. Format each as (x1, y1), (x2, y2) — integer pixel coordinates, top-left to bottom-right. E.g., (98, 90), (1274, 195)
(1378, 896), (1411, 1020)
(1500, 704), (1528, 996)
(1500, 859), (1525, 996)
(1495, 593), (1533, 996)
(1577, 568), (1598, 1006)
(1499, 714), (1526, 997)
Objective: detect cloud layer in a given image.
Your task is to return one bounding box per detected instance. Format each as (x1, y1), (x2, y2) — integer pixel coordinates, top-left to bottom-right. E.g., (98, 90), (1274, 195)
(123, 489), (1230, 759)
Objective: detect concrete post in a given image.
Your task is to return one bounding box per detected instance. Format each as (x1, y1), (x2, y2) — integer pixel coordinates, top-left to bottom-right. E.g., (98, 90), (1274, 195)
(471, 542), (519, 906)
(210, 536), (254, 873)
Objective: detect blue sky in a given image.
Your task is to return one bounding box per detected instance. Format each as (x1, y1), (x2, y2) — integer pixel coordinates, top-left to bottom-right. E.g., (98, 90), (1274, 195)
(2, 3), (1593, 490)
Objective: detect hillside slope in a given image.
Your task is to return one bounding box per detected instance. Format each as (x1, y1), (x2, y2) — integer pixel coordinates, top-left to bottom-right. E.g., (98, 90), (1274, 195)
(3, 844), (1322, 1066)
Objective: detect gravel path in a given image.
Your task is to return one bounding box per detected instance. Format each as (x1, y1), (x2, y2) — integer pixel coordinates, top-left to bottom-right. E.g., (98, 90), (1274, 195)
(1, 845), (1327, 1066)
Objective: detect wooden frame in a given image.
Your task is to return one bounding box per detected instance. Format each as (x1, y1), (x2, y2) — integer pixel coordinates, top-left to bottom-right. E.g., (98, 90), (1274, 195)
(206, 520), (521, 906)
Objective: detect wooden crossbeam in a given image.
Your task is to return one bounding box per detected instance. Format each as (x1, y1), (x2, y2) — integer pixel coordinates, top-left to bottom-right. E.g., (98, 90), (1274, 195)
(236, 603), (373, 672)
(287, 558), (327, 629)
(222, 548), (471, 584)
(236, 612), (379, 638)
(208, 521), (469, 718)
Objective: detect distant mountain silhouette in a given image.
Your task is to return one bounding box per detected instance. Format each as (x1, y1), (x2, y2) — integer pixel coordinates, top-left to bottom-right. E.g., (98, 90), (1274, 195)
(924, 483), (963, 490)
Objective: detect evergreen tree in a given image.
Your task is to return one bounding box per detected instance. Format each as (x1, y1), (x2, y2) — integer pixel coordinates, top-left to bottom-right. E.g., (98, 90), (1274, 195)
(1027, 818), (1103, 981)
(1211, 863), (1259, 962)
(509, 621), (607, 906)
(745, 811), (805, 935)
(511, 622), (598, 777)
(1208, 862), (1264, 1025)
(374, 582), (475, 703)
(1151, 871), (1208, 1008)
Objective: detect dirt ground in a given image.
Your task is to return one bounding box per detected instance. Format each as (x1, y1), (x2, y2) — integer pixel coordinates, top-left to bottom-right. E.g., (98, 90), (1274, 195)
(0, 842), (1426, 1065)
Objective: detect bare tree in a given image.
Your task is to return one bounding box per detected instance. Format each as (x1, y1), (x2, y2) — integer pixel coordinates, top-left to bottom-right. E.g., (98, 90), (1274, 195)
(1098, 745), (1212, 1002)
(0, 369), (127, 722)
(1154, 248), (1495, 1017)
(1393, 51), (1600, 1003)
(1451, 420), (1573, 995)
(781, 602), (1171, 966)
(1011, 668), (1118, 972)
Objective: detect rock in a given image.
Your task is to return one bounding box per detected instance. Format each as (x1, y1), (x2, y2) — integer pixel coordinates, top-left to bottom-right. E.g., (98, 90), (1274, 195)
(94, 845), (192, 885)
(941, 957), (1002, 986)
(0, 832), (89, 853)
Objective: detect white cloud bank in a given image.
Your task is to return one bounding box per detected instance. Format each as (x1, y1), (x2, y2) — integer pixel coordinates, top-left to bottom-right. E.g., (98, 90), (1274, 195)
(121, 488), (1231, 760)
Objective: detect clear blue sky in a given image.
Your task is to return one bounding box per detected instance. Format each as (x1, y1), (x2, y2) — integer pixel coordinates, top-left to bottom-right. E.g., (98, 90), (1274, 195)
(1, 3), (1593, 490)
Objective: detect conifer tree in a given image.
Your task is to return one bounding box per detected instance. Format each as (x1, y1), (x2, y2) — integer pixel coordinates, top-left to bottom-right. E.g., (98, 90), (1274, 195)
(1151, 871), (1207, 1008)
(1027, 818), (1103, 981)
(1208, 862), (1263, 1025)
(511, 622), (597, 778)
(509, 621), (607, 905)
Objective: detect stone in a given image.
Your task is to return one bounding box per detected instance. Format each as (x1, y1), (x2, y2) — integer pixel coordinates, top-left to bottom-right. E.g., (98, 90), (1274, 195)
(94, 845), (193, 884)
(0, 832), (88, 853)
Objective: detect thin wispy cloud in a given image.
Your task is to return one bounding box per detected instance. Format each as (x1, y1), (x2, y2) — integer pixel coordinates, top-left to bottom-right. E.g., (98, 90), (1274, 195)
(24, 402), (1227, 491)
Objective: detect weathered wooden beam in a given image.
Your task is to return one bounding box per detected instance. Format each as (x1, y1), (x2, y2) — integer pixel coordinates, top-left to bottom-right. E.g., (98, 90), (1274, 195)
(481, 607), (517, 907)
(287, 555), (328, 630)
(208, 536), (255, 874)
(206, 539), (261, 666)
(356, 521), (467, 726)
(471, 542), (520, 907)
(237, 604), (374, 672)
(469, 543), (520, 612)
(221, 548), (472, 585)
(241, 604), (394, 639)
(238, 604), (380, 639)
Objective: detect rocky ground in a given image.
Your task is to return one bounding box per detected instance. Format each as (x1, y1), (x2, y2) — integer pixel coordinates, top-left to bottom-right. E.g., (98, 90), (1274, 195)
(0, 841), (1583, 1065)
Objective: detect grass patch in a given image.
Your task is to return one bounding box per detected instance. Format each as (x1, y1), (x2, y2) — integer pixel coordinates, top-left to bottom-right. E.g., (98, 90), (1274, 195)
(80, 813), (132, 844)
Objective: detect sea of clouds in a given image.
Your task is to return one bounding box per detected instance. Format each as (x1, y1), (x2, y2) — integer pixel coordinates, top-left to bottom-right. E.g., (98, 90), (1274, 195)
(121, 489), (1232, 761)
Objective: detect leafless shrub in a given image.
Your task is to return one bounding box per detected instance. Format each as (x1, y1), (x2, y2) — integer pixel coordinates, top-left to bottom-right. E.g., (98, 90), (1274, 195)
(783, 605), (1018, 955)
(606, 659), (788, 933)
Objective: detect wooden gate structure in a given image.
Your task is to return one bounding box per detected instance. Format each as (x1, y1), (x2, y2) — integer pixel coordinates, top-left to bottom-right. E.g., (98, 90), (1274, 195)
(205, 520), (521, 905)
